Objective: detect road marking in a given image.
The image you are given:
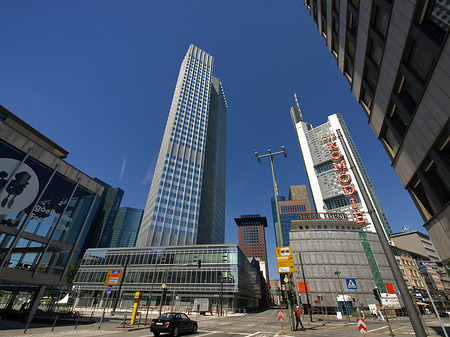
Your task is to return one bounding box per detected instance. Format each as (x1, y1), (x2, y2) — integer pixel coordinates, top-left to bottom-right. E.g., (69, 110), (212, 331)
(245, 332), (261, 337)
(367, 325), (388, 333)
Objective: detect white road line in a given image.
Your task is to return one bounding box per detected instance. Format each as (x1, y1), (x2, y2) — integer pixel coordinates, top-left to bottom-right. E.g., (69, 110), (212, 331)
(196, 331), (221, 336)
(367, 325), (388, 333)
(245, 332), (261, 337)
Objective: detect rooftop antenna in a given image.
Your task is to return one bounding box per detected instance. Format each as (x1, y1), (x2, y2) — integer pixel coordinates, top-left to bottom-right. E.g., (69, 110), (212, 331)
(294, 92), (304, 122)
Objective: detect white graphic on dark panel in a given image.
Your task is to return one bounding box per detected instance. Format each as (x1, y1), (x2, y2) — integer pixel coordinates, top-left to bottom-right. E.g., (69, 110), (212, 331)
(0, 158), (39, 215)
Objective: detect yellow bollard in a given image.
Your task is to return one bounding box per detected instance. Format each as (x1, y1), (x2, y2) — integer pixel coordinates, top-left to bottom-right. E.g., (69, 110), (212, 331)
(131, 292), (142, 325)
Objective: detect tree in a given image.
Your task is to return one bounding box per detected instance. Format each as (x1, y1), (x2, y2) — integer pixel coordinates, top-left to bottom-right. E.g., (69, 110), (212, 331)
(66, 259), (82, 284)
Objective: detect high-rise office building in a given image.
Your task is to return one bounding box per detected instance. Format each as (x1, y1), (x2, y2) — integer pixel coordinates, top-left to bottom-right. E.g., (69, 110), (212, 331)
(137, 45), (227, 247)
(235, 214), (269, 282)
(83, 179), (124, 249)
(270, 185), (313, 246)
(300, 0), (450, 262)
(291, 111), (392, 238)
(114, 207), (144, 248)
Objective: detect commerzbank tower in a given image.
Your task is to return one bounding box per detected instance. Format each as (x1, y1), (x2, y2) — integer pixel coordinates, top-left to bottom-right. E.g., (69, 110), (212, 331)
(136, 45), (227, 247)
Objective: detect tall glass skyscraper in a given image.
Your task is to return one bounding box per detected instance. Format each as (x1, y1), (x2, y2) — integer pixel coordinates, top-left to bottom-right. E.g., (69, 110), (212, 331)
(137, 45), (227, 247)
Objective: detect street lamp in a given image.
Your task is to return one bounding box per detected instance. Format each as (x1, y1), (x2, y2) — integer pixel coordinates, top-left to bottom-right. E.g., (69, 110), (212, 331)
(334, 271), (350, 322)
(254, 146), (287, 247)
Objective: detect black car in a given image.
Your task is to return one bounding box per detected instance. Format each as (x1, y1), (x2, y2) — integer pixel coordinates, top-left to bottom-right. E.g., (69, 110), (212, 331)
(150, 312), (198, 337)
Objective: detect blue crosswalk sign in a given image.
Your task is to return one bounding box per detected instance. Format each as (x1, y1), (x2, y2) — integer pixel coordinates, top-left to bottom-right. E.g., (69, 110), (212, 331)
(346, 278), (357, 289)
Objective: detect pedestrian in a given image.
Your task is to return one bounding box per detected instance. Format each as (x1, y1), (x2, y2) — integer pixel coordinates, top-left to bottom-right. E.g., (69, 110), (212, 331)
(295, 306), (305, 331)
(372, 309), (377, 320)
(360, 310), (365, 319)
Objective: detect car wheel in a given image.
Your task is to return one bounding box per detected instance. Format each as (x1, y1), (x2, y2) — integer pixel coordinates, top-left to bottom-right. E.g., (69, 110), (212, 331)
(172, 326), (179, 337)
(153, 333), (160, 337)
(192, 323), (198, 333)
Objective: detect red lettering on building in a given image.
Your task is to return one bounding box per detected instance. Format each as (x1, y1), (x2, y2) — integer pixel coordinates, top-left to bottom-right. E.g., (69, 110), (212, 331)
(327, 142), (339, 152)
(343, 185), (355, 196)
(333, 160), (347, 172)
(353, 211), (366, 223)
(324, 132), (366, 224)
(349, 197), (358, 210)
(338, 173), (352, 185)
(330, 151), (342, 161)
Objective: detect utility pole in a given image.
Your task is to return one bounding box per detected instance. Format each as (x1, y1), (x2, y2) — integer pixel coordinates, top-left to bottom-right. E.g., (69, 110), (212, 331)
(298, 252), (313, 322)
(254, 146), (287, 247)
(112, 256), (129, 312)
(334, 271), (350, 323)
(336, 129), (426, 337)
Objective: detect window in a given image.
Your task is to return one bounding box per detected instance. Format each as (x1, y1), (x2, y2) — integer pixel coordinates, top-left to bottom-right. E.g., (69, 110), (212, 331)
(368, 38), (383, 67)
(373, 5), (389, 37)
(407, 40), (434, 83)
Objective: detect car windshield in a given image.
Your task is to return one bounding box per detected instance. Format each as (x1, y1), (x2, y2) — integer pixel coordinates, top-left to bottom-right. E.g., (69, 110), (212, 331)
(158, 313), (174, 320)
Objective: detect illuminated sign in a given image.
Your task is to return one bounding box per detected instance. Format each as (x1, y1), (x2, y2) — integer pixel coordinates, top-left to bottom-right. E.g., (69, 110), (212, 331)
(323, 133), (366, 224)
(297, 212), (348, 220)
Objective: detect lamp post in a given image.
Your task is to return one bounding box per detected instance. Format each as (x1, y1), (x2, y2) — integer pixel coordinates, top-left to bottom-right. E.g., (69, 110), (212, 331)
(254, 146), (287, 247)
(334, 271), (350, 322)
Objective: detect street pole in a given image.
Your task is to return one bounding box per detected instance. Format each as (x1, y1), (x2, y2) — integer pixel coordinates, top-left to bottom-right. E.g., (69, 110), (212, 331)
(335, 271), (349, 322)
(298, 252), (313, 322)
(336, 129), (427, 337)
(419, 272), (448, 337)
(112, 256), (129, 312)
(255, 147), (287, 247)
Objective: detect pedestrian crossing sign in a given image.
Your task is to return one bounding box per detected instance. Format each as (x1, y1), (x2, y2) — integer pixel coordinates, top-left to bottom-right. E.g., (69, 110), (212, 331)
(346, 278), (357, 290)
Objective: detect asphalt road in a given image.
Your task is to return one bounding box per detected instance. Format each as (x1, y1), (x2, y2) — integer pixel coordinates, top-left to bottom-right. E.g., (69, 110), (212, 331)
(1, 308), (449, 337)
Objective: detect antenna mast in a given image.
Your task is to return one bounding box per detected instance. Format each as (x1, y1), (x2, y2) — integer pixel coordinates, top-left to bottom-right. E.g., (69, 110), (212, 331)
(294, 93), (304, 121)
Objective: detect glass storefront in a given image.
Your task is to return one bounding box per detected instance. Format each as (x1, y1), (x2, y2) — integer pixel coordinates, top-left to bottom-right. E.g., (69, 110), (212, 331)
(74, 245), (264, 311)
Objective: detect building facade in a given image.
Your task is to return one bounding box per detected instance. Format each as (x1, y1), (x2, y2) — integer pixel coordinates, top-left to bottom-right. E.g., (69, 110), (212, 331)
(83, 179), (124, 250)
(137, 45), (227, 247)
(300, 0), (450, 262)
(114, 207), (143, 248)
(391, 230), (450, 298)
(234, 214), (269, 282)
(0, 106), (103, 320)
(289, 218), (397, 311)
(74, 244), (265, 312)
(291, 112), (392, 238)
(270, 185), (313, 247)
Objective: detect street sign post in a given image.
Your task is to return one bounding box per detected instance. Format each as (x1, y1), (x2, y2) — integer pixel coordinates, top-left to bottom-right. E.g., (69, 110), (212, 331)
(346, 278), (358, 290)
(105, 269), (123, 285)
(275, 246), (295, 273)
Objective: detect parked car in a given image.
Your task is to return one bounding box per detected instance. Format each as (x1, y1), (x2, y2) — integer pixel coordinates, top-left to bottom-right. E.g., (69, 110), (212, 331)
(150, 312), (198, 337)
(438, 310), (450, 317)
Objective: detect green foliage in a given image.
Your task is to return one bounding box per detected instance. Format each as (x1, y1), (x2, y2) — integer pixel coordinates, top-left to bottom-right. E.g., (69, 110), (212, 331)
(66, 259), (82, 284)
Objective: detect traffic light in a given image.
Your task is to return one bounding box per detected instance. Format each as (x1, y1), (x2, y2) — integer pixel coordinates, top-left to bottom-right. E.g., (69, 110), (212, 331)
(288, 290), (297, 305)
(281, 290), (287, 303)
(373, 288), (381, 304)
(197, 260), (201, 268)
(163, 288), (167, 298)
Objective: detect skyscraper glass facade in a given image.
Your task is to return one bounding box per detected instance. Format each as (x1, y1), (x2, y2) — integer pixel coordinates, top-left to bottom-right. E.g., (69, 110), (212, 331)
(137, 45), (227, 247)
(115, 207), (143, 247)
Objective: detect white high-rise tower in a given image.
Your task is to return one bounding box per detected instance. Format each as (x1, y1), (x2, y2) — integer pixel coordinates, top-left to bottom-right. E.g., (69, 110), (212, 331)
(291, 108), (392, 238)
(137, 45), (227, 247)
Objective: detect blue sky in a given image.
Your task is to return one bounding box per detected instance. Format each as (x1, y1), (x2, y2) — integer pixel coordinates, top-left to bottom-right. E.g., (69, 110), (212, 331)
(0, 1), (425, 279)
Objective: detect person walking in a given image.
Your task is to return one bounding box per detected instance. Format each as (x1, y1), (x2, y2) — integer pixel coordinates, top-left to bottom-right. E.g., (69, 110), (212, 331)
(372, 309), (378, 320)
(295, 306), (305, 331)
